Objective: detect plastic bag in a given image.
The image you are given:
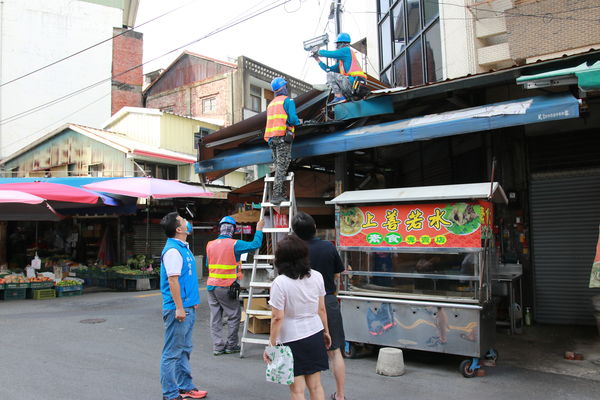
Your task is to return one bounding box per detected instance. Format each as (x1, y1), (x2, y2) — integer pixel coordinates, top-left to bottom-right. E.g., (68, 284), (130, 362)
(265, 344), (294, 385)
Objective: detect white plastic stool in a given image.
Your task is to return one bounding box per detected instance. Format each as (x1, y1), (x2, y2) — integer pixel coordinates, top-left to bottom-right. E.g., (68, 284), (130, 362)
(376, 347), (405, 376)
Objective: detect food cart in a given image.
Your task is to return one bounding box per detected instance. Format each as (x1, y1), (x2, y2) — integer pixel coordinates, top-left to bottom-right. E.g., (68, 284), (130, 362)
(327, 182), (507, 377)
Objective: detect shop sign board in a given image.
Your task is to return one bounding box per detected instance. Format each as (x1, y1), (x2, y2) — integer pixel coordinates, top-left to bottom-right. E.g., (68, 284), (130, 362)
(338, 201), (492, 249)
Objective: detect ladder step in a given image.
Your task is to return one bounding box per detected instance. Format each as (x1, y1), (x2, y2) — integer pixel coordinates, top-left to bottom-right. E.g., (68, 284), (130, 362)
(246, 309), (272, 316)
(242, 337), (270, 345)
(261, 201), (292, 207)
(263, 227), (291, 233)
(250, 282), (272, 288)
(254, 255), (275, 260)
(264, 175), (293, 182)
(240, 293), (270, 298)
(241, 263), (273, 270)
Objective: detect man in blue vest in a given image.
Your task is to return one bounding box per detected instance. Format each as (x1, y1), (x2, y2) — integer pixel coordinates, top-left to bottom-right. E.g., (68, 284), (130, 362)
(159, 212), (207, 400)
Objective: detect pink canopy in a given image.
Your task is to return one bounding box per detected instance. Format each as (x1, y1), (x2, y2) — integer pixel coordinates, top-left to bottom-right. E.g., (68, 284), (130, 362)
(83, 177), (214, 199)
(0, 182), (100, 204)
(0, 190), (62, 221)
(0, 190), (45, 204)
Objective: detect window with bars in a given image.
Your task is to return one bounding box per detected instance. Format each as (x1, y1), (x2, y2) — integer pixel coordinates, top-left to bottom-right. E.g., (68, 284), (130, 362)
(202, 97), (217, 114)
(378, 0), (442, 88)
(194, 128), (215, 149)
(249, 85), (262, 112)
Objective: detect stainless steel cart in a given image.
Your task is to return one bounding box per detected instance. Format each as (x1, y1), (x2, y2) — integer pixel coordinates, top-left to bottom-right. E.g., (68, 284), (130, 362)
(327, 182), (508, 377)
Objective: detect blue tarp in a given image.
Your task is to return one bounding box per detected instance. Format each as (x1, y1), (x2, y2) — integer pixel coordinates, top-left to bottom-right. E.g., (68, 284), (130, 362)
(196, 93), (580, 174)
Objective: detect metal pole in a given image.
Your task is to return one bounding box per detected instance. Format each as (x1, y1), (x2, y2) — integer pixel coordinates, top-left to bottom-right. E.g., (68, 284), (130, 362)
(334, 0), (342, 36)
(145, 200), (150, 257)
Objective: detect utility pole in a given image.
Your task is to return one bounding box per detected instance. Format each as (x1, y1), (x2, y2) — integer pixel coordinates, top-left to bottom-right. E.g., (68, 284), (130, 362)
(334, 0), (342, 36)
(332, 1), (348, 196)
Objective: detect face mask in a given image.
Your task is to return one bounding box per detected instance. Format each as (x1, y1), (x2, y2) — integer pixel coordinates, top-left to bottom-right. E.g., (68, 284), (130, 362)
(186, 221), (193, 235)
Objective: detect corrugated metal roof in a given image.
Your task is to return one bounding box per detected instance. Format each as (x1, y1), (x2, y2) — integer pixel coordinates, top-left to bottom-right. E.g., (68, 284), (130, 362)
(326, 182), (508, 205)
(1, 124), (196, 165)
(103, 106), (223, 129)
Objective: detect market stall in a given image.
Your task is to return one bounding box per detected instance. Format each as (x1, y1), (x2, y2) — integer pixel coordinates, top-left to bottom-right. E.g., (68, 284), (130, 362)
(327, 182), (507, 377)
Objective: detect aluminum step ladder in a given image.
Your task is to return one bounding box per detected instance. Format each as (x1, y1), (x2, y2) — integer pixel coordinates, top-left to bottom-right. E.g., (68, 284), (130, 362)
(240, 171), (296, 358)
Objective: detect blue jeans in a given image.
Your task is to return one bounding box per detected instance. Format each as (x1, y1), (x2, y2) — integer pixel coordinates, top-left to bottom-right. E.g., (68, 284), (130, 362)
(160, 307), (196, 399)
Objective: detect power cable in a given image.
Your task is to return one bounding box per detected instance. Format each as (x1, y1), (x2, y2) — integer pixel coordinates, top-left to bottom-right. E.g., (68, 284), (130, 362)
(3, 91), (112, 151)
(300, 0), (331, 80)
(0, 0), (292, 127)
(0, 0), (200, 88)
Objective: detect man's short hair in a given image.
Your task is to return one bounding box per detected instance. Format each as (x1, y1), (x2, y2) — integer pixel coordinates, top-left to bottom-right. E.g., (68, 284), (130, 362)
(292, 211), (316, 240)
(161, 212), (180, 238)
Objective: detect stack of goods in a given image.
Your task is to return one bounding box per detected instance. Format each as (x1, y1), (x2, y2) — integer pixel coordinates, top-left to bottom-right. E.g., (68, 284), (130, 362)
(0, 275), (29, 300)
(55, 279), (84, 297)
(27, 276), (56, 300)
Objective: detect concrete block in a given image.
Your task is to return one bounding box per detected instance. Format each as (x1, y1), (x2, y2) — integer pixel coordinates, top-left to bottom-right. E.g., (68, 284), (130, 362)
(375, 347), (405, 377)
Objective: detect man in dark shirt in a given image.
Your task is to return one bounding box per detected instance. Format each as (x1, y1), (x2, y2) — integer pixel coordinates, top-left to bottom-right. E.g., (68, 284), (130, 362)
(292, 212), (346, 400)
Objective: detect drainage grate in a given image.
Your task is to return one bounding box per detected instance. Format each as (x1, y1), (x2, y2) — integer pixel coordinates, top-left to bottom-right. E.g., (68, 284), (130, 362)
(80, 319), (106, 324)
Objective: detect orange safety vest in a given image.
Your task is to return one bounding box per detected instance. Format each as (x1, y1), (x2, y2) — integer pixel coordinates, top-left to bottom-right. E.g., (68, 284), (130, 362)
(340, 49), (367, 79)
(206, 238), (242, 287)
(264, 95), (295, 142)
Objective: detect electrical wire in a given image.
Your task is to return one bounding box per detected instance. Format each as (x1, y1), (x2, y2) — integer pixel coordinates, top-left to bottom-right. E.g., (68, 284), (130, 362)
(0, 0), (200, 88)
(3, 91), (112, 151)
(0, 0), (292, 127)
(300, 0), (331, 80)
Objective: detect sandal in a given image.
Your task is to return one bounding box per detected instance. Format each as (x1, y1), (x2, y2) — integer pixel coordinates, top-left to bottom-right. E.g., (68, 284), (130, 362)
(331, 393), (347, 400)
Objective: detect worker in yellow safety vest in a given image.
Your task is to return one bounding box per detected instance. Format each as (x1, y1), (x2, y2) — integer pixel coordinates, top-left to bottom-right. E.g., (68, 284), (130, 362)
(264, 77), (301, 205)
(311, 32), (368, 104)
(206, 216), (264, 355)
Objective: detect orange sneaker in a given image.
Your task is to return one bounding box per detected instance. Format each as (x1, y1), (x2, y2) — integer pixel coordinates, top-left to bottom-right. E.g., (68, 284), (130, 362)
(180, 388), (207, 399)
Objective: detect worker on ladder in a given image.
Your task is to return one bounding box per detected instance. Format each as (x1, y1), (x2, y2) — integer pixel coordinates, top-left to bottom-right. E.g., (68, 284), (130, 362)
(206, 216), (265, 356)
(264, 77), (301, 205)
(311, 32), (368, 104)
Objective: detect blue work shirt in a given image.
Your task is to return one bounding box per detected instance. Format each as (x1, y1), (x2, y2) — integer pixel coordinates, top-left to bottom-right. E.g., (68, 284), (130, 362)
(160, 237), (200, 310)
(206, 230), (264, 291)
(317, 47), (358, 85)
(283, 97), (301, 127)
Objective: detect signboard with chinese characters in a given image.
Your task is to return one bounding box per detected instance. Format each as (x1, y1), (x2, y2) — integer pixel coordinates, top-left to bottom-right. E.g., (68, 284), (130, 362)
(338, 201), (492, 249)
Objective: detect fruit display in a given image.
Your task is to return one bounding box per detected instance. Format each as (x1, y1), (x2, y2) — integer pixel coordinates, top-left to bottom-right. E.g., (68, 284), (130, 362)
(29, 276), (53, 283)
(56, 280), (81, 287)
(1, 274), (30, 289)
(3, 275), (29, 284)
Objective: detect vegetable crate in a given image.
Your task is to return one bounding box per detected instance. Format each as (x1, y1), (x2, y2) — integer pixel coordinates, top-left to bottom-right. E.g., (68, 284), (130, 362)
(0, 288), (27, 300)
(5, 282), (30, 289)
(56, 285), (84, 297)
(30, 288), (56, 300)
(30, 282), (54, 289)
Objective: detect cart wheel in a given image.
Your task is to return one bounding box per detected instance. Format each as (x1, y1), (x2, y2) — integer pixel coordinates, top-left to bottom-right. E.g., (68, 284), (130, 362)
(459, 359), (477, 378)
(342, 342), (358, 359)
(485, 348), (499, 362)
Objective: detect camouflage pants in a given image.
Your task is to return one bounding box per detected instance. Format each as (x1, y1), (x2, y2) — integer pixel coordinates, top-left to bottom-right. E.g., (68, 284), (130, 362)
(268, 136), (292, 198)
(326, 71), (353, 98)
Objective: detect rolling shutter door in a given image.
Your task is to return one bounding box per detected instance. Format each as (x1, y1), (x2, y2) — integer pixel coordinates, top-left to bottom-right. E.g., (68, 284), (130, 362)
(530, 171), (600, 325)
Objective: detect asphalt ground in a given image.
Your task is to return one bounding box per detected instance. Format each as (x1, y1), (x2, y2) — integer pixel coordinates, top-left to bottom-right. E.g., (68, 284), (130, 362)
(0, 289), (598, 400)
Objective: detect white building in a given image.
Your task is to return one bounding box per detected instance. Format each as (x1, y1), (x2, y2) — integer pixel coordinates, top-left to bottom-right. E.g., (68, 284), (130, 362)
(0, 0), (140, 158)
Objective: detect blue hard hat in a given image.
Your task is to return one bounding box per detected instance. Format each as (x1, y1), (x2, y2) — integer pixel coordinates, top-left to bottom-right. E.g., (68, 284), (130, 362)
(219, 216), (236, 226)
(271, 77), (287, 92)
(335, 32), (351, 43)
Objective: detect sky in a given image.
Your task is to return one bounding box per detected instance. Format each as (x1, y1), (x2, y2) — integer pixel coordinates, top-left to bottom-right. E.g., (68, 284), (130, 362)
(135, 0), (377, 85)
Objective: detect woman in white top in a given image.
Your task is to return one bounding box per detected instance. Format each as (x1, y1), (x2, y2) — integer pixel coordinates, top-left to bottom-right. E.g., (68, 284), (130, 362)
(264, 235), (332, 400)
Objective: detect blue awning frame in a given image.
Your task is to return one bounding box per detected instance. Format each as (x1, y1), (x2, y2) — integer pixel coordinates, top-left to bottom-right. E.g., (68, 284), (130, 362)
(196, 93), (580, 174)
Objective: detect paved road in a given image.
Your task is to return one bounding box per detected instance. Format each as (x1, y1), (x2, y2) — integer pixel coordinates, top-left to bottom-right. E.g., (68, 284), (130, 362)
(0, 289), (598, 400)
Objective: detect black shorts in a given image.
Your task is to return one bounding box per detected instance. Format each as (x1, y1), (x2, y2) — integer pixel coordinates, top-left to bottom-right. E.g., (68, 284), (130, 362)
(325, 294), (346, 351)
(285, 330), (329, 376)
